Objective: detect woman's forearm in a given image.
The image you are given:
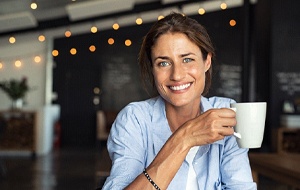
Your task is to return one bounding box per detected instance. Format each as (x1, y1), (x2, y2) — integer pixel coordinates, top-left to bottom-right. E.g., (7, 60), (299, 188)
(125, 130), (189, 190)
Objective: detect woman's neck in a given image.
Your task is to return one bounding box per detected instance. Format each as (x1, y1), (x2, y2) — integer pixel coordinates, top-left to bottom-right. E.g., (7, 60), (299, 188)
(165, 101), (201, 132)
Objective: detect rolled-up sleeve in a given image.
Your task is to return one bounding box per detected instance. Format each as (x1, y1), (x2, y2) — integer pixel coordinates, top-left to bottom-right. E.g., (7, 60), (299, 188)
(102, 105), (146, 190)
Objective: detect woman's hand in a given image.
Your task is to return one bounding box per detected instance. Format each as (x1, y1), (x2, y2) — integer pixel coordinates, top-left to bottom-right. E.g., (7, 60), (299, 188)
(177, 108), (237, 148)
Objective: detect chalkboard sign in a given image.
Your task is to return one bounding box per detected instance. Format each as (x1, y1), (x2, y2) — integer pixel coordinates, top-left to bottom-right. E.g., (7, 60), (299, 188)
(100, 54), (147, 111)
(209, 64), (242, 102)
(103, 57), (132, 90)
(276, 72), (300, 96)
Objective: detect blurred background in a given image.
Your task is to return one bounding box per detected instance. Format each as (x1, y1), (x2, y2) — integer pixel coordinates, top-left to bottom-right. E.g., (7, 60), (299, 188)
(0, 0), (299, 189)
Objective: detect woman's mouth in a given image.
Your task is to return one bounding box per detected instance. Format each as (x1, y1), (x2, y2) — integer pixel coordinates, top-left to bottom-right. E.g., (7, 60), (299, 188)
(169, 83), (191, 91)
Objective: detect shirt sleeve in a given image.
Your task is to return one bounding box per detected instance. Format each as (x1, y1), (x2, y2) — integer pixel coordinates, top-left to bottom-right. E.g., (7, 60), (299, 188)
(101, 105), (146, 190)
(220, 136), (257, 190)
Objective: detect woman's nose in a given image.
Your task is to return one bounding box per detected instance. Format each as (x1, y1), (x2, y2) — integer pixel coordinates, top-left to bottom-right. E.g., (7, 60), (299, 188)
(170, 63), (185, 81)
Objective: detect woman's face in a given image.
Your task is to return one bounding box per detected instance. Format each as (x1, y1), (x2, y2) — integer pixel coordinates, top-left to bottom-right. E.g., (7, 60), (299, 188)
(151, 32), (211, 108)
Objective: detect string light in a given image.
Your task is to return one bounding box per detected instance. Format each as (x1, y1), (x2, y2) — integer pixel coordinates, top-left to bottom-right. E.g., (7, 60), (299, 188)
(198, 8), (205, 15)
(15, 60), (22, 68)
(52, 50), (59, 57)
(220, 2), (227, 10)
(9, 36), (16, 44)
(34, 55), (41, 63)
(108, 38), (114, 45)
(70, 48), (77, 55)
(89, 45), (96, 52)
(158, 15), (164, 20)
(30, 0), (38, 10)
(136, 17), (143, 25)
(65, 29), (72, 37)
(229, 19), (237, 26)
(125, 39), (132, 47)
(0, 47), (47, 69)
(112, 22), (119, 30)
(38, 34), (46, 42)
(91, 25), (98, 33)
(1, 1), (246, 71)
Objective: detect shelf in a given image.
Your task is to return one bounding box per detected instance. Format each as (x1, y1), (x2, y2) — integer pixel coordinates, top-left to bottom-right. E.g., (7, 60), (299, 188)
(272, 127), (300, 154)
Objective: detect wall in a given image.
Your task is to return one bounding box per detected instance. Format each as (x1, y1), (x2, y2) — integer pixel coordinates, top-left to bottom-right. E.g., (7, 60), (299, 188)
(0, 34), (49, 110)
(270, 0), (300, 127)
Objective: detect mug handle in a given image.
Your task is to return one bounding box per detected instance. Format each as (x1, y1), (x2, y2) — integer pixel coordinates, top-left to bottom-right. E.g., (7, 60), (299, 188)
(229, 107), (242, 139)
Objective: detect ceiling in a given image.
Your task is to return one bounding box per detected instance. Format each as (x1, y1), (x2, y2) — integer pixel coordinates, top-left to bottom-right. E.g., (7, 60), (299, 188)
(0, 0), (196, 36)
(0, 0), (254, 37)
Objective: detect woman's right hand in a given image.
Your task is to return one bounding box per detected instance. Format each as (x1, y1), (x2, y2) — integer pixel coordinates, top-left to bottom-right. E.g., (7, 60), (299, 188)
(176, 108), (237, 148)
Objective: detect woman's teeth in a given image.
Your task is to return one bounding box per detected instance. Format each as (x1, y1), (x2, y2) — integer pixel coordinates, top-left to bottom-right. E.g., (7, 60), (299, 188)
(169, 83), (191, 91)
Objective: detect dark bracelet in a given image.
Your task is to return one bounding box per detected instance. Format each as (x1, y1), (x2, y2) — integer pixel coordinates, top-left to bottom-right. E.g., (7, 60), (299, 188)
(143, 168), (161, 190)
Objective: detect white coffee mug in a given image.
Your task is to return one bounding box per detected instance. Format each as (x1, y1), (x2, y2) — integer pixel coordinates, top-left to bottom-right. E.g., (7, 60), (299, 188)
(230, 102), (267, 148)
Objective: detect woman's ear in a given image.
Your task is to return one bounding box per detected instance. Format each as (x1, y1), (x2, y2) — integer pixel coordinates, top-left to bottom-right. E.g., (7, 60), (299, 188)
(204, 53), (212, 72)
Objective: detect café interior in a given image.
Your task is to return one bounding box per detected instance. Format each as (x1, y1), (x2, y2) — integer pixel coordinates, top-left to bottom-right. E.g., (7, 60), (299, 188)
(0, 0), (299, 189)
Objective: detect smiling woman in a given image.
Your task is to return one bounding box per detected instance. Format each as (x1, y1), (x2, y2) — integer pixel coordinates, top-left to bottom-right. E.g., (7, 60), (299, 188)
(100, 12), (256, 190)
(151, 32), (211, 109)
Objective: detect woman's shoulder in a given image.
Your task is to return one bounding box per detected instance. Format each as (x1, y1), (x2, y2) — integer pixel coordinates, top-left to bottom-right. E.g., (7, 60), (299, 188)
(124, 96), (161, 111)
(117, 96), (163, 119)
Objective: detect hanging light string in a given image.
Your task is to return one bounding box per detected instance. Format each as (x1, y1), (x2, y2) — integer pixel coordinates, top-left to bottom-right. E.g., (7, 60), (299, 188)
(0, 48), (47, 68)
(0, 0), (242, 70)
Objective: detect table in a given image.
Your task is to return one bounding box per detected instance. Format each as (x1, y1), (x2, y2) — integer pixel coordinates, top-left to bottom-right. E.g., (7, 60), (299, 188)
(249, 153), (300, 189)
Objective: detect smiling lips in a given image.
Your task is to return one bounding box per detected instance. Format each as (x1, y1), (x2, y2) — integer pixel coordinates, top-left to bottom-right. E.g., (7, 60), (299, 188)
(169, 83), (191, 91)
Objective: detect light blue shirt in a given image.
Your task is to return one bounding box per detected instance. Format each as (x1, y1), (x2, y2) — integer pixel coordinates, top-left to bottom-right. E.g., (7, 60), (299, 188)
(102, 96), (257, 190)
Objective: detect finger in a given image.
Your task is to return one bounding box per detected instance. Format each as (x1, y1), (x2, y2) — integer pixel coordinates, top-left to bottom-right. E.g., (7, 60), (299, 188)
(202, 108), (235, 118)
(218, 108), (236, 118)
(220, 117), (237, 128)
(219, 126), (235, 136)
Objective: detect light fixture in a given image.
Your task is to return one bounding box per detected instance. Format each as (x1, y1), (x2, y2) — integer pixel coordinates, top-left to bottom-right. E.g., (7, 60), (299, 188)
(15, 60), (22, 68)
(65, 28), (72, 37)
(34, 55), (41, 63)
(112, 22), (119, 30)
(125, 39), (132, 46)
(135, 16), (143, 25)
(89, 45), (96, 52)
(229, 19), (236, 26)
(52, 50), (59, 57)
(108, 38), (114, 45)
(9, 36), (16, 44)
(220, 2), (227, 10)
(30, 0), (38, 10)
(198, 8), (205, 15)
(66, 0), (134, 21)
(0, 62), (3, 69)
(91, 25), (98, 33)
(38, 34), (46, 42)
(158, 14), (164, 20)
(70, 48), (77, 55)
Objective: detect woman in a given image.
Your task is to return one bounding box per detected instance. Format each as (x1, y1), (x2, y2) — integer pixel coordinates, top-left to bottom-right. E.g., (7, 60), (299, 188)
(101, 12), (256, 190)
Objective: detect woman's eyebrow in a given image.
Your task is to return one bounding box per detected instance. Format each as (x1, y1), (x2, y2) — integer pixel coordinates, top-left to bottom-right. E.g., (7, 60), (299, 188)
(153, 53), (196, 61)
(153, 56), (169, 61)
(180, 53), (195, 57)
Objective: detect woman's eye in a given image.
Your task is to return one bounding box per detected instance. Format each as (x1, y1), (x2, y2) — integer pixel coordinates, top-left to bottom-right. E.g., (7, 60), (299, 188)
(183, 58), (193, 63)
(159, 61), (170, 67)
